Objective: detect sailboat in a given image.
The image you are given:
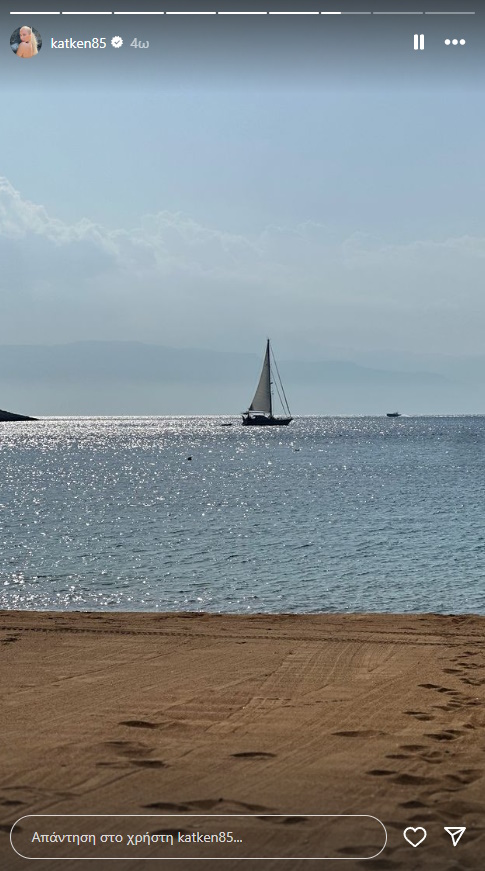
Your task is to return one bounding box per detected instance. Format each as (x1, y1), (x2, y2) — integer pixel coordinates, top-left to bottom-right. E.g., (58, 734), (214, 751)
(242, 339), (293, 426)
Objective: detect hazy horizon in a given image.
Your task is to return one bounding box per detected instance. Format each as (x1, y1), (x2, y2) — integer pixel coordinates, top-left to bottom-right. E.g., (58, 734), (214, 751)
(2, 339), (485, 417)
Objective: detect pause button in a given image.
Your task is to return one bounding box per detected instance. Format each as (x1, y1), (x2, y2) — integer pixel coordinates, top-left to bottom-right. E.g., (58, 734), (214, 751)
(414, 34), (424, 51)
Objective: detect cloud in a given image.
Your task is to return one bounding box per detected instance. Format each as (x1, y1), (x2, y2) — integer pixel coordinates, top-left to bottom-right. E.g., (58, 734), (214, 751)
(0, 177), (482, 354)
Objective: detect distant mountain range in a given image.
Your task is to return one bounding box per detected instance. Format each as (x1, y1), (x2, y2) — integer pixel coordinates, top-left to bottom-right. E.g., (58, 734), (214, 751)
(0, 340), (446, 385)
(0, 340), (482, 416)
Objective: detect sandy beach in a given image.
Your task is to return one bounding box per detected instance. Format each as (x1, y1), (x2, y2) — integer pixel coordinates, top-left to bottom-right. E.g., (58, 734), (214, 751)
(2, 611), (485, 870)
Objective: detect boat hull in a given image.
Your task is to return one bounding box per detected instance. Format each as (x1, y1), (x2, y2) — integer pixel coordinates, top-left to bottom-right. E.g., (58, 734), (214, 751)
(242, 415), (292, 426)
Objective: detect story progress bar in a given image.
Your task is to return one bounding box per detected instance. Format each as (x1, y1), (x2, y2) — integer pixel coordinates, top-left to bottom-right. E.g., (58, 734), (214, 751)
(8, 10), (478, 16)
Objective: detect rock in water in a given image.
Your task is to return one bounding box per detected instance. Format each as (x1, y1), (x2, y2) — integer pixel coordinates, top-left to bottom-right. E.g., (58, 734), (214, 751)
(0, 408), (38, 421)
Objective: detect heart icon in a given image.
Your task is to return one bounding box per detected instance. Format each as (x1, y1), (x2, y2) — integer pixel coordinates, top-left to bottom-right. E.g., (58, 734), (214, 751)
(403, 827), (427, 847)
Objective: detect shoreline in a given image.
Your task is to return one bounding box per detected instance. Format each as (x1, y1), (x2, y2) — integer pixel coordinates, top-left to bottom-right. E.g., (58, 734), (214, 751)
(2, 611), (485, 869)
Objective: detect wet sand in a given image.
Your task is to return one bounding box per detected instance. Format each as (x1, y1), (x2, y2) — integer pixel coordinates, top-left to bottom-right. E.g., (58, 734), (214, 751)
(2, 611), (485, 870)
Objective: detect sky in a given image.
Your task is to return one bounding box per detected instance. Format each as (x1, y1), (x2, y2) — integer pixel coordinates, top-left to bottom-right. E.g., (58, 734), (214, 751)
(1, 9), (484, 412)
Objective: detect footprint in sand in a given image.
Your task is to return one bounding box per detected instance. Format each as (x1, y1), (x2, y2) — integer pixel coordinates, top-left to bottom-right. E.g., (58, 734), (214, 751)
(392, 773), (435, 786)
(231, 751), (276, 759)
(400, 744), (427, 752)
(418, 749), (446, 762)
(333, 730), (383, 738)
(425, 730), (464, 742)
(433, 702), (464, 711)
(119, 720), (160, 729)
(404, 711), (434, 721)
(445, 769), (483, 785)
(418, 683), (460, 695)
(366, 770), (394, 777)
(130, 760), (166, 768)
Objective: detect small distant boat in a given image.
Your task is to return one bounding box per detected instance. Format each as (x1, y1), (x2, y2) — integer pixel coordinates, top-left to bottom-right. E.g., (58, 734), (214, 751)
(242, 339), (292, 427)
(386, 411), (401, 418)
(220, 423), (233, 426)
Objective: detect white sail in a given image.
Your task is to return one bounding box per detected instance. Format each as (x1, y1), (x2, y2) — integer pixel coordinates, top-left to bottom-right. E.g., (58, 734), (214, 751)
(242, 339), (292, 426)
(248, 340), (272, 414)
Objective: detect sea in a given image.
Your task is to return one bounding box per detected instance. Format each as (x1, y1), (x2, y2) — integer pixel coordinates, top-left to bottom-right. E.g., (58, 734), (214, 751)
(1, 415), (485, 615)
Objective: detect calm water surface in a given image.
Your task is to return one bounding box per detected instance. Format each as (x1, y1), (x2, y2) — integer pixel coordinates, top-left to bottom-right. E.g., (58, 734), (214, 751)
(1, 416), (485, 614)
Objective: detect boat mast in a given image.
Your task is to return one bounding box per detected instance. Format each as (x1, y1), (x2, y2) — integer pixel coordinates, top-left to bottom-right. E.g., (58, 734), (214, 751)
(267, 339), (273, 418)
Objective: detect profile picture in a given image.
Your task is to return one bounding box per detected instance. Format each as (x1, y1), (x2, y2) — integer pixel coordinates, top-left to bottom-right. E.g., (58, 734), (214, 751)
(10, 25), (42, 58)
